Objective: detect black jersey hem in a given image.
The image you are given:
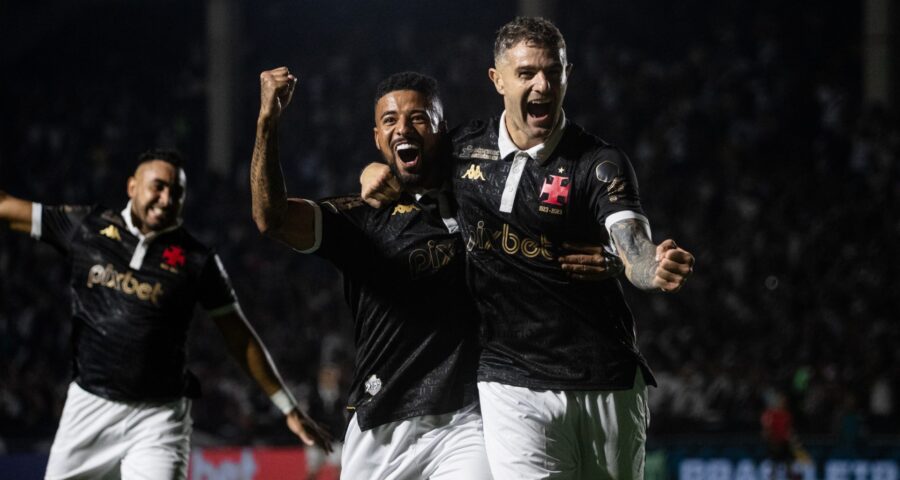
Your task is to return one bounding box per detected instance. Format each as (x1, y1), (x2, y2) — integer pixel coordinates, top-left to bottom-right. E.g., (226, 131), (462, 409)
(356, 396), (479, 431)
(476, 364), (657, 391)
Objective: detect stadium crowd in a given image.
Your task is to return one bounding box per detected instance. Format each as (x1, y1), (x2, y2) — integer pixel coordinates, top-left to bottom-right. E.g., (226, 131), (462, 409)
(1, 0), (897, 458)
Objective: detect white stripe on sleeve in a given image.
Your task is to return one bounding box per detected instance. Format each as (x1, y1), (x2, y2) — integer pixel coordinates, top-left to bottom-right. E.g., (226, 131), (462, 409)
(294, 200), (323, 254)
(605, 211), (652, 241)
(30, 203), (43, 239)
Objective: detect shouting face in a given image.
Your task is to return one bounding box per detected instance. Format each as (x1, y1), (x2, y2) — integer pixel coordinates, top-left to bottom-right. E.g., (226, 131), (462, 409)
(489, 40), (571, 150)
(373, 89), (445, 191)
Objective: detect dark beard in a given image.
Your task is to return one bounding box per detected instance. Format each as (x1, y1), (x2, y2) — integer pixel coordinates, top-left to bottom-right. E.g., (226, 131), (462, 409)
(388, 158), (427, 191)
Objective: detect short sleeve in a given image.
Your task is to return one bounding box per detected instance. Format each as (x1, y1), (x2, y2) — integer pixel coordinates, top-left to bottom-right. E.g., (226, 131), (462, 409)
(198, 253), (239, 315)
(36, 204), (92, 254)
(581, 147), (651, 238)
(312, 196), (377, 272)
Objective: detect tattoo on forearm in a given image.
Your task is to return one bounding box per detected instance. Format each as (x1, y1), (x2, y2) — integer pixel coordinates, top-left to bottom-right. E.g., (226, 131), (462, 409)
(250, 121), (287, 230)
(609, 219), (658, 290)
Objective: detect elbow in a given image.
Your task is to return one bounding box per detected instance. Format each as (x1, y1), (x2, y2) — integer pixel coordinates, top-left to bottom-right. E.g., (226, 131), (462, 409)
(252, 210), (283, 238)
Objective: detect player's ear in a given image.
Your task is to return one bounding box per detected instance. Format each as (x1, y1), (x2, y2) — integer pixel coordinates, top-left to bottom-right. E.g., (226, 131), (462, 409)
(127, 176), (137, 199)
(488, 68), (504, 95)
(564, 63), (573, 82)
(373, 127), (381, 150)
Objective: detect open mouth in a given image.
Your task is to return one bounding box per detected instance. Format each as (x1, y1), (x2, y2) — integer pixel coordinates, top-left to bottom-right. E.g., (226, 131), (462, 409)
(526, 100), (553, 122)
(395, 143), (421, 169)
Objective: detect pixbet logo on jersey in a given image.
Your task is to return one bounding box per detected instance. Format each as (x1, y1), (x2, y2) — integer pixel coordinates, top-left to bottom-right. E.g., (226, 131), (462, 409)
(86, 264), (164, 305)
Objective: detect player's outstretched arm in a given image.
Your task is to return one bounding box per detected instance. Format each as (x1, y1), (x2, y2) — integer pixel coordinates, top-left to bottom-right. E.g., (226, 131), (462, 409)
(609, 219), (694, 292)
(360, 163), (401, 208)
(251, 67), (317, 250)
(213, 309), (334, 453)
(0, 190), (34, 233)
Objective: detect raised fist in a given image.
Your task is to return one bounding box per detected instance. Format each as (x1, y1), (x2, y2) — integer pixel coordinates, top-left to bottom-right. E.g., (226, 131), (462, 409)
(259, 67), (297, 119)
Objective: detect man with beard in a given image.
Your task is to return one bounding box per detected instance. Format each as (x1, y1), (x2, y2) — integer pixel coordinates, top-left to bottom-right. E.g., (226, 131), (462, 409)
(251, 69), (490, 479)
(0, 151), (331, 479)
(251, 67), (619, 478)
(361, 17), (696, 479)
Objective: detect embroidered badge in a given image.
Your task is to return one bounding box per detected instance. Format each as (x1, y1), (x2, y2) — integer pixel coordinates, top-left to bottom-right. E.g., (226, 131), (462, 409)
(99, 225), (121, 241)
(161, 245), (186, 273)
(460, 145), (499, 160)
(595, 161), (619, 183)
(540, 175), (571, 207)
(365, 374), (382, 396)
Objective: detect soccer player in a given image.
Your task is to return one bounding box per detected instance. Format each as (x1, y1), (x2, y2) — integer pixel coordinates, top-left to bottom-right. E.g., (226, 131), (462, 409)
(0, 151), (331, 479)
(251, 68), (491, 479)
(362, 17), (696, 479)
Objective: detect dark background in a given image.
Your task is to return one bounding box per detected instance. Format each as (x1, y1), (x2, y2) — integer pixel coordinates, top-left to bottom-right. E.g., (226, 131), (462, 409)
(1, 0), (897, 462)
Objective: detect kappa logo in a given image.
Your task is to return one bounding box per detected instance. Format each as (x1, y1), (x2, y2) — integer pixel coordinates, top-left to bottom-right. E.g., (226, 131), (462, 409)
(461, 164), (486, 181)
(392, 203), (420, 216)
(99, 225), (121, 241)
(161, 245), (186, 273)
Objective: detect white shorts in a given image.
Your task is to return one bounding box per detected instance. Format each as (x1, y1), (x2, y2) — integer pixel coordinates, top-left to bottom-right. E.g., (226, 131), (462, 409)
(341, 402), (491, 480)
(478, 371), (649, 480)
(45, 382), (192, 480)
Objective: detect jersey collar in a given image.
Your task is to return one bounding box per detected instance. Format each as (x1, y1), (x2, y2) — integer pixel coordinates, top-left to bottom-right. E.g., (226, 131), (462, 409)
(497, 110), (567, 165)
(121, 200), (182, 241)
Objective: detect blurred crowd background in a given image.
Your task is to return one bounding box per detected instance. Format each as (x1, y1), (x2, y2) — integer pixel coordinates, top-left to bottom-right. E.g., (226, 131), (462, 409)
(1, 0), (898, 462)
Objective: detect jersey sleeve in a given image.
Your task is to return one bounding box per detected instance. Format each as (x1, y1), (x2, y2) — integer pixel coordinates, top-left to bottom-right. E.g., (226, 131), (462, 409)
(34, 204), (92, 254)
(198, 253), (239, 315)
(312, 195), (378, 272)
(582, 147), (652, 239)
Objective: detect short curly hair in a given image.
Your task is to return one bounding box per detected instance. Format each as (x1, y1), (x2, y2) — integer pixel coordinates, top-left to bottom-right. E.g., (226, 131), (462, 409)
(374, 71), (441, 108)
(493, 16), (567, 64)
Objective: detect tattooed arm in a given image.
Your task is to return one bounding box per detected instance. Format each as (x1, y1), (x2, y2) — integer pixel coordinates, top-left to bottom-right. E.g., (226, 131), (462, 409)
(609, 219), (694, 292)
(251, 67), (317, 250)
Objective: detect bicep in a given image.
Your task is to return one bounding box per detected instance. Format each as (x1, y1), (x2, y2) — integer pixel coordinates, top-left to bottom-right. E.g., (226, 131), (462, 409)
(268, 198), (319, 251)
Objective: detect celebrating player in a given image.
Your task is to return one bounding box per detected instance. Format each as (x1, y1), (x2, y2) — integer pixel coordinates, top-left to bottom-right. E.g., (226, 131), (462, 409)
(361, 17), (695, 479)
(0, 151), (331, 479)
(250, 66), (622, 478)
(251, 68), (489, 479)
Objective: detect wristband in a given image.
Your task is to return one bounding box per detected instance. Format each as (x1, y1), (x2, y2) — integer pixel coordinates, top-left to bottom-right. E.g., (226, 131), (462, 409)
(270, 389), (296, 415)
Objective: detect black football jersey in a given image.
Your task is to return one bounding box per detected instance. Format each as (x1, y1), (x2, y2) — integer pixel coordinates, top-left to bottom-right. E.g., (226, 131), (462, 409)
(450, 116), (656, 390)
(35, 204), (236, 401)
(310, 194), (479, 431)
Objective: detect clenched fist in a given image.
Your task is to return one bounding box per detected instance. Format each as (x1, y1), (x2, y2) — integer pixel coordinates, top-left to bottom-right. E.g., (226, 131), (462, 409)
(652, 239), (694, 292)
(259, 67), (297, 120)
